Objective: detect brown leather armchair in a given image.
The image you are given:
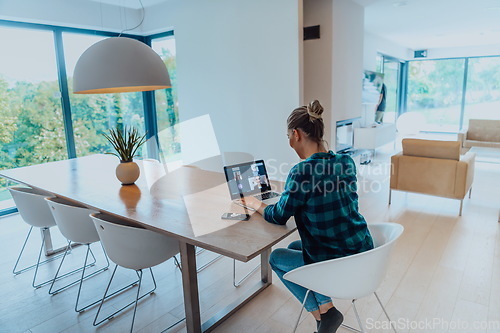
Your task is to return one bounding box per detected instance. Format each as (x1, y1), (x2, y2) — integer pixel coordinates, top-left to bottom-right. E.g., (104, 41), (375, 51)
(390, 139), (475, 216)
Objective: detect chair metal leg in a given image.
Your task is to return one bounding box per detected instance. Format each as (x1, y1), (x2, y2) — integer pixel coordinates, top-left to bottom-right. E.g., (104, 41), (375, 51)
(74, 243), (111, 312)
(94, 264), (119, 326)
(130, 270), (143, 333)
(388, 189), (392, 205)
(468, 187), (472, 199)
(173, 255), (182, 272)
(174, 250), (223, 273)
(374, 292), (397, 333)
(352, 299), (366, 333)
(13, 226), (34, 275)
(49, 241), (71, 294)
(13, 226), (65, 276)
(292, 289), (310, 333)
(48, 241), (101, 296)
(93, 265), (157, 327)
(459, 199), (463, 216)
(232, 259), (260, 287)
(32, 228), (67, 289)
(196, 253), (223, 272)
(341, 323), (362, 332)
(75, 244), (92, 312)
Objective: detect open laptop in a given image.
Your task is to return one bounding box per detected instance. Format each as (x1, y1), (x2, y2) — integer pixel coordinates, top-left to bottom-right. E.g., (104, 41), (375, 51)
(223, 160), (281, 210)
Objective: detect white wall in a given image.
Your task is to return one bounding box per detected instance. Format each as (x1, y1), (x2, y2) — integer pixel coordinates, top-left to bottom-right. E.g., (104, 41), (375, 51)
(303, 0), (364, 149)
(331, 0), (364, 125)
(364, 32), (412, 71)
(0, 0), (142, 34)
(303, 0), (333, 144)
(144, 0), (302, 179)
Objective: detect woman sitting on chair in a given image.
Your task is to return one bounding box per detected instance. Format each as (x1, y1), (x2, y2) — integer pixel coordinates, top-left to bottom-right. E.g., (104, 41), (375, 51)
(237, 100), (374, 333)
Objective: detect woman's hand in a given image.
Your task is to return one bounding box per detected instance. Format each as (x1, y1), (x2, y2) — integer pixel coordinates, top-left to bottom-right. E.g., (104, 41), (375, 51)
(235, 196), (267, 215)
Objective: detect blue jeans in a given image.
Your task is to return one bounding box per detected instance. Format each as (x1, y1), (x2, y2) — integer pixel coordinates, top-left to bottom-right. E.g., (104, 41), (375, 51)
(269, 240), (332, 312)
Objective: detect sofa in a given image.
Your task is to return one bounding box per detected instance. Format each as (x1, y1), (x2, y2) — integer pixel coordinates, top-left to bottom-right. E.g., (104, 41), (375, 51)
(458, 119), (500, 151)
(390, 139), (475, 216)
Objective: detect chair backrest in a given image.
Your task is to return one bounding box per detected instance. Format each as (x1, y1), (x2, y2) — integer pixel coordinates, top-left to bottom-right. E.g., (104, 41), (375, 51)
(283, 223), (404, 300)
(467, 119), (500, 142)
(45, 197), (99, 245)
(402, 138), (460, 161)
(9, 187), (56, 228)
(90, 213), (179, 270)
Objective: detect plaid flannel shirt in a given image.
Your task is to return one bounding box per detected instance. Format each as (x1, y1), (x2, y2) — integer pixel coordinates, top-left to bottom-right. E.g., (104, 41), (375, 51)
(264, 151), (373, 264)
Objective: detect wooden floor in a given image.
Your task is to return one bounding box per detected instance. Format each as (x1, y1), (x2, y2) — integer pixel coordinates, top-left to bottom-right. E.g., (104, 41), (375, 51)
(1, 139), (499, 333)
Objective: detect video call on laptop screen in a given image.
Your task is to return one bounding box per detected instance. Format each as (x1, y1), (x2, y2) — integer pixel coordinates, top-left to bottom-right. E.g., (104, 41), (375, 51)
(224, 160), (272, 199)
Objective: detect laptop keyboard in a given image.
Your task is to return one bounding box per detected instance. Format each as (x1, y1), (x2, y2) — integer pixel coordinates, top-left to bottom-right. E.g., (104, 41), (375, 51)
(254, 192), (281, 201)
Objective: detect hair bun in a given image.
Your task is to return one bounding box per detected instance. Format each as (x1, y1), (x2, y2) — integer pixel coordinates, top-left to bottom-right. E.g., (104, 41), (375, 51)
(306, 100), (323, 121)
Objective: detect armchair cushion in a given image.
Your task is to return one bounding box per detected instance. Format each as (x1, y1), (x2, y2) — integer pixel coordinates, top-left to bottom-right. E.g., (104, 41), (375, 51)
(391, 139), (475, 201)
(467, 119), (500, 142)
(402, 139), (460, 161)
(463, 140), (500, 149)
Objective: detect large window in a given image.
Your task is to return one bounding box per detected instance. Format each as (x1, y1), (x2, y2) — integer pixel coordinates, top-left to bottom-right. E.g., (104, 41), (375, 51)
(0, 20), (175, 215)
(151, 35), (179, 160)
(464, 57), (500, 123)
(407, 59), (466, 132)
(63, 33), (146, 158)
(0, 26), (66, 210)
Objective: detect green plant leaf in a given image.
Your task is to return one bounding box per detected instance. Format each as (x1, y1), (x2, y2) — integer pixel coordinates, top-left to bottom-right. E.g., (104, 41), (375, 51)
(102, 125), (146, 162)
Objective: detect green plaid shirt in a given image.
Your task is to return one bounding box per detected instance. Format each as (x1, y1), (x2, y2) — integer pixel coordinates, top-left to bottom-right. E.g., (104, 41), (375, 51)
(264, 151), (373, 264)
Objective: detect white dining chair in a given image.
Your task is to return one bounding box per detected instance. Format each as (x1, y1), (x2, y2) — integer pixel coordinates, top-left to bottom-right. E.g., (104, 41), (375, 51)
(45, 197), (110, 312)
(284, 222), (404, 333)
(9, 187), (68, 288)
(90, 213), (183, 333)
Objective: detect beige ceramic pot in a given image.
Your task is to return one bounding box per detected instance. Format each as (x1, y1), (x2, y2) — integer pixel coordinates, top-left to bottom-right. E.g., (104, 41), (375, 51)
(116, 161), (140, 185)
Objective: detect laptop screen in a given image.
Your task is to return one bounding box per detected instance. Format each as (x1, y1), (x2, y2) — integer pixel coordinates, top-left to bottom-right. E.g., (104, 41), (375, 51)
(223, 160), (272, 200)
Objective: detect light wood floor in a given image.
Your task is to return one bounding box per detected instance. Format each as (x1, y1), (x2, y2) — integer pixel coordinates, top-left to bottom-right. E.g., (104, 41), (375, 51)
(1, 140), (499, 333)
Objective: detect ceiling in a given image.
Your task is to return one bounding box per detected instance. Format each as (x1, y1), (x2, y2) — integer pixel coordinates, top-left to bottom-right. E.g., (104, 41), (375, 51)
(9, 0), (499, 50)
(100, 0), (500, 50)
(361, 0), (500, 49)
(86, 0), (167, 10)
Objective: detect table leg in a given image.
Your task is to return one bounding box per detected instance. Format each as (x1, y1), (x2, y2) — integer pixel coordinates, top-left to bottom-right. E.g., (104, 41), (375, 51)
(42, 227), (79, 256)
(178, 246), (272, 333)
(260, 248), (272, 284)
(201, 248), (272, 332)
(180, 241), (202, 333)
(41, 228), (54, 255)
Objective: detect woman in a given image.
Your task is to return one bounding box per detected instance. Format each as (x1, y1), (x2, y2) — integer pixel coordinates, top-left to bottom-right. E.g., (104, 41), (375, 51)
(237, 100), (374, 333)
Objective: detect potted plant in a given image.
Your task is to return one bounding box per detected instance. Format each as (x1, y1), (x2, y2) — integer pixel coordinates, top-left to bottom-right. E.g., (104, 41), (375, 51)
(103, 126), (147, 185)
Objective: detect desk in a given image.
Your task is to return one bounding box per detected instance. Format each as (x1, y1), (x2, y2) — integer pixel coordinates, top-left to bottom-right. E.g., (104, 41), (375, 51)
(0, 154), (296, 333)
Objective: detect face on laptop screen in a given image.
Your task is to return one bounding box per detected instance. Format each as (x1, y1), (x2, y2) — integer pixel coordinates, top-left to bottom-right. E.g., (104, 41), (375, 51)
(224, 160), (272, 199)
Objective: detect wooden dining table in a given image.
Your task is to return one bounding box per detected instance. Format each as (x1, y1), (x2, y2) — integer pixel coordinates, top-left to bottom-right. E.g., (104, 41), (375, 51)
(0, 154), (296, 333)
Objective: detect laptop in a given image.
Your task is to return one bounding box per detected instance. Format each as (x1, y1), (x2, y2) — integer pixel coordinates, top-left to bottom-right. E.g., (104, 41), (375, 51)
(223, 160), (281, 210)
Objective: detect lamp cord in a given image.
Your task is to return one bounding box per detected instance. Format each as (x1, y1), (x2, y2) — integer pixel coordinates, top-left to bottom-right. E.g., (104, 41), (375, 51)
(118, 0), (145, 37)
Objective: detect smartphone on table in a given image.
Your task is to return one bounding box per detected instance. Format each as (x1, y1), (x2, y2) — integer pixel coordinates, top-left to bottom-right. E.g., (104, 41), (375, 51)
(221, 212), (251, 221)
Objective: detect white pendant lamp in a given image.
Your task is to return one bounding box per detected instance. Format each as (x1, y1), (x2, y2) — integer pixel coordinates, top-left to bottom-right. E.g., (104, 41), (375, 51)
(73, 37), (171, 94)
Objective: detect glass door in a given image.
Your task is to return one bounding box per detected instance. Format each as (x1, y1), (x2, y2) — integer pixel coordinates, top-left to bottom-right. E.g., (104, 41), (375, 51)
(381, 57), (401, 124)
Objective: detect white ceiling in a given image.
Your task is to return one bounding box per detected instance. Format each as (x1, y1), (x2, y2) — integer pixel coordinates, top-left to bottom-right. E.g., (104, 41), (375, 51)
(86, 0), (167, 10)
(361, 0), (500, 50)
(6, 0), (499, 50)
(106, 0), (500, 50)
